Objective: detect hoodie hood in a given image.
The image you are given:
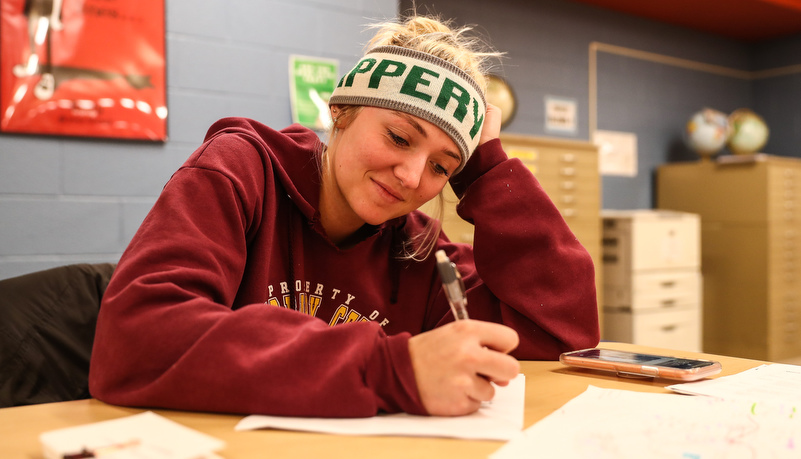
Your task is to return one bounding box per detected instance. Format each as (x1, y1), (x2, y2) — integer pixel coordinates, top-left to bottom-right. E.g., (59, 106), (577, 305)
(203, 118), (324, 223)
(202, 118), (411, 242)
(201, 118), (412, 304)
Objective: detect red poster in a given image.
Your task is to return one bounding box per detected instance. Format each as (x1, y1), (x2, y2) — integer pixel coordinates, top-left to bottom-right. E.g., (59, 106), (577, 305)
(1, 0), (166, 140)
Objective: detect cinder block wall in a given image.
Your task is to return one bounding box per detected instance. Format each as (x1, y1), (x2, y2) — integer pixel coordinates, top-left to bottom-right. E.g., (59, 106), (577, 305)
(0, 0), (397, 279)
(3, 0), (801, 279)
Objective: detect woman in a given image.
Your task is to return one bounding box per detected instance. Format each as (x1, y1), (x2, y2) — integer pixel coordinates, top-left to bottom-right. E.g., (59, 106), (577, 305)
(89, 15), (599, 418)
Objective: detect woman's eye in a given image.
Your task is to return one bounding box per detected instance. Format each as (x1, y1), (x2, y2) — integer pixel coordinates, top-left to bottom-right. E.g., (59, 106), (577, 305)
(432, 162), (451, 178)
(387, 130), (409, 147)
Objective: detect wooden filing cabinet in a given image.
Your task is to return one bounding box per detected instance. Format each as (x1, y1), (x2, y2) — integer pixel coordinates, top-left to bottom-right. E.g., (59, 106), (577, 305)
(422, 134), (602, 327)
(657, 155), (801, 361)
(601, 210), (702, 351)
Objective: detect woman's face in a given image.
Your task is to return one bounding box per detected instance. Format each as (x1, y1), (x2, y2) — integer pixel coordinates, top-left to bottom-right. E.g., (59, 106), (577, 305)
(324, 106), (461, 231)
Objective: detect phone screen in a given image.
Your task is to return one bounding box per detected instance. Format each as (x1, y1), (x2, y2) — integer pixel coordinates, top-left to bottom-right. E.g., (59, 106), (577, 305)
(571, 349), (716, 369)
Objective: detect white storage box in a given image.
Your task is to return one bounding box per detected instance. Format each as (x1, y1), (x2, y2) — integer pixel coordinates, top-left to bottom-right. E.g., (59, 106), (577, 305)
(603, 307), (702, 351)
(600, 209), (703, 352)
(602, 210), (700, 278)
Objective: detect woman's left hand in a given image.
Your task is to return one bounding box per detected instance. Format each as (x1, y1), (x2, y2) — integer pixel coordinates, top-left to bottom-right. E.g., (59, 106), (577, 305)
(478, 103), (502, 146)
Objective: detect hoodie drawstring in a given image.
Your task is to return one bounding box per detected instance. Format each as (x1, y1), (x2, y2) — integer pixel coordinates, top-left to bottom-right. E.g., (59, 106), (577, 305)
(286, 203), (296, 311)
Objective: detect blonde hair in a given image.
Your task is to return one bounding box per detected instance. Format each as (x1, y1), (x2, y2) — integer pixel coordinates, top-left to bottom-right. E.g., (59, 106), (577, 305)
(326, 14), (500, 261)
(366, 15), (498, 93)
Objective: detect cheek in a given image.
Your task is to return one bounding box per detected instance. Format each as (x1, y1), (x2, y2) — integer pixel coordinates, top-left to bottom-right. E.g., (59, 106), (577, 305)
(415, 180), (447, 204)
(337, 138), (385, 171)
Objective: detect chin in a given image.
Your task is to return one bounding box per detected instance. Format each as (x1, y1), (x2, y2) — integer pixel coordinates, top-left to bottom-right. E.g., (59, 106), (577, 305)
(359, 210), (403, 226)
(362, 215), (393, 226)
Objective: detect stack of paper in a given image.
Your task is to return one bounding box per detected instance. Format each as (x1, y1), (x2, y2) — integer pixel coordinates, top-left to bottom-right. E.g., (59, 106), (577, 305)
(491, 363), (801, 458)
(40, 411), (225, 459)
(667, 363), (801, 404)
(492, 385), (800, 458)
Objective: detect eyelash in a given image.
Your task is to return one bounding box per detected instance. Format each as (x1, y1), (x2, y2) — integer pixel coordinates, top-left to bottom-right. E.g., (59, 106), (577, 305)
(387, 130), (409, 147)
(386, 129), (451, 178)
(432, 163), (451, 178)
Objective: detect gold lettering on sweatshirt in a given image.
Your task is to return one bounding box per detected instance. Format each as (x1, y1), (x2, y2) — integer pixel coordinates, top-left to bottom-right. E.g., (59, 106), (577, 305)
(265, 281), (388, 327)
(329, 306), (371, 326)
(297, 292), (322, 316)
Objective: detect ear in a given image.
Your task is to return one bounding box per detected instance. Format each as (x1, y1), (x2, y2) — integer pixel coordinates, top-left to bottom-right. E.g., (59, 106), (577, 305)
(329, 104), (353, 129)
(330, 104), (341, 126)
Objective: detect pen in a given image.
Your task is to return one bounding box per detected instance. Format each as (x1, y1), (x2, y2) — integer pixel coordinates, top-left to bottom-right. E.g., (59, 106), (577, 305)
(435, 250), (469, 320)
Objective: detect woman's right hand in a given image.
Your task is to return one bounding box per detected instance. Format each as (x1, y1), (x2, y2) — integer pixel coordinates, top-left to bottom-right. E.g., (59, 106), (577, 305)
(407, 320), (520, 416)
(478, 103), (503, 147)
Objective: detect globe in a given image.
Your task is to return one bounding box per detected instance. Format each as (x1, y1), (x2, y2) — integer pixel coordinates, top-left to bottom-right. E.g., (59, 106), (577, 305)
(685, 108), (730, 158)
(727, 108), (769, 155)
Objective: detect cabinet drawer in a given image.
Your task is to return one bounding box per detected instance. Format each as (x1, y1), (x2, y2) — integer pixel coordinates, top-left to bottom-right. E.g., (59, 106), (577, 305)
(604, 271), (701, 309)
(602, 210), (700, 272)
(558, 200), (602, 221)
(603, 308), (701, 352)
(537, 177), (599, 201)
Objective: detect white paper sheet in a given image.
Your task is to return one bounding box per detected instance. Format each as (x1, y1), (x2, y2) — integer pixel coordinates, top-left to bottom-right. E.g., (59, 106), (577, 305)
(39, 411), (225, 459)
(490, 386), (801, 459)
(668, 363), (801, 404)
(235, 374), (525, 441)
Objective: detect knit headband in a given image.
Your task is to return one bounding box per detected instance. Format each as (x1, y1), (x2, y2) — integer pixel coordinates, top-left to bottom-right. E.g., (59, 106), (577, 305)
(329, 45), (487, 173)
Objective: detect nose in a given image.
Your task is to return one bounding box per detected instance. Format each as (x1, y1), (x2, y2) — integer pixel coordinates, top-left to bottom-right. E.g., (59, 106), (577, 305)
(393, 153), (427, 189)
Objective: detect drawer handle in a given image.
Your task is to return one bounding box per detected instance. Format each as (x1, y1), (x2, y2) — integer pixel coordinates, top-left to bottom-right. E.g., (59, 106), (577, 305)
(660, 281), (676, 288)
(660, 300), (677, 308)
(661, 325), (678, 332)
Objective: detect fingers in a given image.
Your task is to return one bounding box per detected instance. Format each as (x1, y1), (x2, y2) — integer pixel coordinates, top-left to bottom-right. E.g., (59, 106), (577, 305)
(468, 372), (497, 402)
(479, 103), (503, 146)
(408, 320), (520, 416)
(475, 347), (520, 389)
(471, 319), (520, 354)
(448, 321), (519, 385)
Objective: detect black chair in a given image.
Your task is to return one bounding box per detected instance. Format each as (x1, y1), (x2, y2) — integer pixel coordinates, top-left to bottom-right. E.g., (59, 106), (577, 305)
(0, 263), (115, 407)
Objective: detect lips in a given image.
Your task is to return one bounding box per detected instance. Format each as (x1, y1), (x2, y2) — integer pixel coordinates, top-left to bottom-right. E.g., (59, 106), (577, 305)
(372, 178), (403, 202)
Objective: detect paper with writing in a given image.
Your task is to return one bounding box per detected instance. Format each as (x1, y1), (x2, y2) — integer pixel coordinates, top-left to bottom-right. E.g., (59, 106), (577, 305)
(39, 411), (225, 459)
(668, 363), (801, 404)
(490, 385), (800, 459)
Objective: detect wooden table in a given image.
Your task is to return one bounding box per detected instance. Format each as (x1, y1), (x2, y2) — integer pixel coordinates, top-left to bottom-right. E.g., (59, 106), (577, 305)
(0, 342), (766, 458)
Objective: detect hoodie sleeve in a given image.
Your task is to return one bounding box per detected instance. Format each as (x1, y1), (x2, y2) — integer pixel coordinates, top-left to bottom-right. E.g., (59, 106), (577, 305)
(89, 129), (426, 417)
(441, 138), (600, 359)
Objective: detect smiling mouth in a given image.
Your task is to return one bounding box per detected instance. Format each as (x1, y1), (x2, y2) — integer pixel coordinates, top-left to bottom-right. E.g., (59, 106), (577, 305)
(373, 179), (403, 202)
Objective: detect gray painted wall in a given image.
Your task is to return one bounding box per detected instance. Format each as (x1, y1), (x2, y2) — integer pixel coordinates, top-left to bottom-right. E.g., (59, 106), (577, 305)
(2, 0), (800, 279)
(402, 0), (801, 209)
(0, 0), (397, 279)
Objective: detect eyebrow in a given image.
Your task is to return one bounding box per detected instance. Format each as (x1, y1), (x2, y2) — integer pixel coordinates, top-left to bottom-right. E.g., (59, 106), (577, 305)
(393, 111), (462, 163)
(395, 111), (427, 137)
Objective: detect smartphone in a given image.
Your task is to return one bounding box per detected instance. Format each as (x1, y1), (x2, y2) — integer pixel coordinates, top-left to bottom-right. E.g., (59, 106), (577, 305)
(559, 348), (722, 381)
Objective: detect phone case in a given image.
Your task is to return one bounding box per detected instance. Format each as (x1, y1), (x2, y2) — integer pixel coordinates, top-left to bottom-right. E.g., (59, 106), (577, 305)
(559, 348), (723, 381)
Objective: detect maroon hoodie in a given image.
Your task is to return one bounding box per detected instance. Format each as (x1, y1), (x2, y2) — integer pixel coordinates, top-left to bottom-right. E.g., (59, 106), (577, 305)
(89, 117), (599, 417)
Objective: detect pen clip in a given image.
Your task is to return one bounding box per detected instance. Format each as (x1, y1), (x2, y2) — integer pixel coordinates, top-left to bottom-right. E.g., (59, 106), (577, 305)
(451, 261), (466, 294)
